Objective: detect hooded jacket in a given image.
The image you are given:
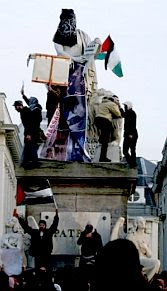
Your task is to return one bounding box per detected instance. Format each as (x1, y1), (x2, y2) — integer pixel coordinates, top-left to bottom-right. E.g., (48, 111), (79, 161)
(96, 98), (121, 123)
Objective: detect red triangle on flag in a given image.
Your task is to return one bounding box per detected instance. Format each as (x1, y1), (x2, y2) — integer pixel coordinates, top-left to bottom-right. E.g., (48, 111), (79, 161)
(16, 183), (25, 205)
(101, 35), (114, 52)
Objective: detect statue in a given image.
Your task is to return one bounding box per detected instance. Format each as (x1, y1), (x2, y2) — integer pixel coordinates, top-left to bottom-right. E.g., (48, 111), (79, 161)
(50, 8), (101, 162)
(53, 8), (99, 102)
(111, 216), (160, 281)
(0, 217), (24, 276)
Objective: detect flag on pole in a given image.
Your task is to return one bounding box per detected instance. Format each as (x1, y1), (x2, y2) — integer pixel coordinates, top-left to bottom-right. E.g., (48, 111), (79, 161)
(16, 179), (55, 205)
(96, 35), (123, 77)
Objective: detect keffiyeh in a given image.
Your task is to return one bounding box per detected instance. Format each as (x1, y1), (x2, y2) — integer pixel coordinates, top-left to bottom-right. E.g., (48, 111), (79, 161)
(53, 9), (77, 47)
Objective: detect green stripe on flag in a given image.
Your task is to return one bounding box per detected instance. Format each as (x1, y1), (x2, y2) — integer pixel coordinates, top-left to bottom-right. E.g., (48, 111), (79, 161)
(112, 62), (123, 77)
(96, 52), (106, 60)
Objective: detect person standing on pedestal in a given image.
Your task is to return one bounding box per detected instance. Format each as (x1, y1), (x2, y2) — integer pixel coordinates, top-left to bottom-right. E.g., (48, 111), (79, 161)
(18, 210), (59, 273)
(95, 96), (121, 162)
(121, 101), (138, 168)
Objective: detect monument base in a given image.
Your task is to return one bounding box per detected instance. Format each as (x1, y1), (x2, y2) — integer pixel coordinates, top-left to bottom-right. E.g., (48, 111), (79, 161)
(93, 142), (121, 163)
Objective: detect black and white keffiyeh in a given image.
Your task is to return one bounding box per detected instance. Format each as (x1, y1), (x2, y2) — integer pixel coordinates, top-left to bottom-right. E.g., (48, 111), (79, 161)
(53, 9), (77, 47)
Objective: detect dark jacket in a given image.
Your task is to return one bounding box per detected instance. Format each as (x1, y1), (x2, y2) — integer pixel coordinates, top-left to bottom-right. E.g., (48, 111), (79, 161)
(20, 106), (33, 137)
(23, 95), (43, 135)
(121, 108), (138, 137)
(77, 230), (103, 257)
(19, 214), (59, 257)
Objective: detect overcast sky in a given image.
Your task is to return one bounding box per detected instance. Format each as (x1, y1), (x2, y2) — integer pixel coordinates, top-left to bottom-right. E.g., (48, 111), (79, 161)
(0, 0), (167, 161)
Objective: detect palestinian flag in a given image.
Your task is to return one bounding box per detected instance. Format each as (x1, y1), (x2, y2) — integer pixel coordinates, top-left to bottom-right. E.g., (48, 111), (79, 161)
(96, 35), (123, 77)
(16, 179), (56, 206)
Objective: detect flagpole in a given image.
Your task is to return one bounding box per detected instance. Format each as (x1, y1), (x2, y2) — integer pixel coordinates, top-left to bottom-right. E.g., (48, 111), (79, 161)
(47, 179), (58, 209)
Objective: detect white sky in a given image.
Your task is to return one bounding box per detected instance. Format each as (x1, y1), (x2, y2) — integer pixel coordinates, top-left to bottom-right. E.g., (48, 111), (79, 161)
(0, 0), (167, 161)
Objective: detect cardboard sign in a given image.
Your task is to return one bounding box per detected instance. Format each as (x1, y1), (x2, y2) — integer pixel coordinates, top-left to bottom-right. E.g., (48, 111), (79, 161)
(31, 54), (70, 86)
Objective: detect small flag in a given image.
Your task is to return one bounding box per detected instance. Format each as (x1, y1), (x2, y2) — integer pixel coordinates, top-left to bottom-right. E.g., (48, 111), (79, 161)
(96, 35), (123, 78)
(16, 179), (55, 205)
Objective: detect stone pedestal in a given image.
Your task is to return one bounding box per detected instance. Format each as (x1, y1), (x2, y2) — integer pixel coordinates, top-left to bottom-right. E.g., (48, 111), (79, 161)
(93, 143), (121, 162)
(15, 161), (137, 263)
(16, 161), (137, 225)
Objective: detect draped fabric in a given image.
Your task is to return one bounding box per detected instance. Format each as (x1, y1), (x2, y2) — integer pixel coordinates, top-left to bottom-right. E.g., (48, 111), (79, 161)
(64, 62), (90, 162)
(39, 62), (90, 162)
(53, 9), (77, 47)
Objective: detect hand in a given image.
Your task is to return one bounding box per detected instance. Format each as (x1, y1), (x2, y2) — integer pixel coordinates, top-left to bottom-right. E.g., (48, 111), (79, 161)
(48, 84), (52, 92)
(94, 37), (102, 45)
(85, 232), (92, 238)
(72, 55), (88, 63)
(20, 86), (24, 96)
(25, 135), (32, 141)
(40, 266), (46, 272)
(13, 208), (19, 218)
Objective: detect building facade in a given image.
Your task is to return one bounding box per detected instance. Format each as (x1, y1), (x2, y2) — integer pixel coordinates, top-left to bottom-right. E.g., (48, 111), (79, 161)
(152, 138), (167, 270)
(0, 93), (22, 236)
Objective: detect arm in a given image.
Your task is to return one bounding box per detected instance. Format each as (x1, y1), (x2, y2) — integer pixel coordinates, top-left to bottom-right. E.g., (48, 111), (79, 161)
(110, 103), (121, 118)
(128, 111), (137, 135)
(95, 231), (103, 253)
(49, 210), (59, 234)
(120, 107), (125, 117)
(54, 43), (87, 63)
(18, 216), (33, 235)
(77, 231), (86, 245)
(22, 94), (30, 106)
(20, 86), (30, 105)
(3, 237), (16, 249)
(138, 240), (152, 258)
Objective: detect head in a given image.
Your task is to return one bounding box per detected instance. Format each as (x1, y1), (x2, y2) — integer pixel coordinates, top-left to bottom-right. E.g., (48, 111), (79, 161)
(38, 219), (47, 231)
(6, 216), (24, 234)
(95, 239), (147, 290)
(60, 9), (76, 22)
(13, 100), (23, 112)
(29, 97), (42, 111)
(123, 101), (133, 111)
(112, 95), (120, 105)
(85, 224), (93, 234)
(135, 217), (146, 230)
(53, 9), (77, 47)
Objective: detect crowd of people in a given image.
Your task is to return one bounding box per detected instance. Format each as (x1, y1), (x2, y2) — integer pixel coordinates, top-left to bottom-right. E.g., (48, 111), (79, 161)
(0, 222), (166, 290)
(3, 6), (150, 291)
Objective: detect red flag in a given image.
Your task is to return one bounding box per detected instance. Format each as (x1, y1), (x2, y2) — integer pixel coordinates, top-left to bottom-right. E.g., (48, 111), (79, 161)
(16, 184), (25, 206)
(101, 35), (114, 53)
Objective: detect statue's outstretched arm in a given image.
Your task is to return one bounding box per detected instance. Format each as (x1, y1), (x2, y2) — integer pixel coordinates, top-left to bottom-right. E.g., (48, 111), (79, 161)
(110, 217), (126, 241)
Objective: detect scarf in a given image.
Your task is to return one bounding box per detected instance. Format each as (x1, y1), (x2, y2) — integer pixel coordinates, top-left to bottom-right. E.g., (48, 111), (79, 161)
(53, 9), (77, 47)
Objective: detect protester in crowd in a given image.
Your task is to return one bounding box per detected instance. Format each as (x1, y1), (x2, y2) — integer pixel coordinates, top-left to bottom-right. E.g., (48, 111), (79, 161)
(77, 224), (103, 267)
(13, 100), (39, 169)
(150, 272), (167, 290)
(77, 224), (103, 288)
(95, 96), (121, 162)
(0, 270), (10, 290)
(18, 210), (59, 273)
(121, 101), (138, 168)
(46, 85), (68, 127)
(94, 238), (150, 291)
(53, 266), (89, 291)
(21, 86), (46, 143)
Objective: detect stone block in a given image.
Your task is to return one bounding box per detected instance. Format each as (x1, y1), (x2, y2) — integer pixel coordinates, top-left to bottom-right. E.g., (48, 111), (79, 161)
(93, 143), (121, 162)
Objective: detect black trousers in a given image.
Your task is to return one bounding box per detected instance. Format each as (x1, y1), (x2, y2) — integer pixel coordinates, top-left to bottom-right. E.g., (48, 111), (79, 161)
(35, 255), (52, 272)
(95, 117), (113, 161)
(123, 134), (138, 167)
(21, 140), (39, 168)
